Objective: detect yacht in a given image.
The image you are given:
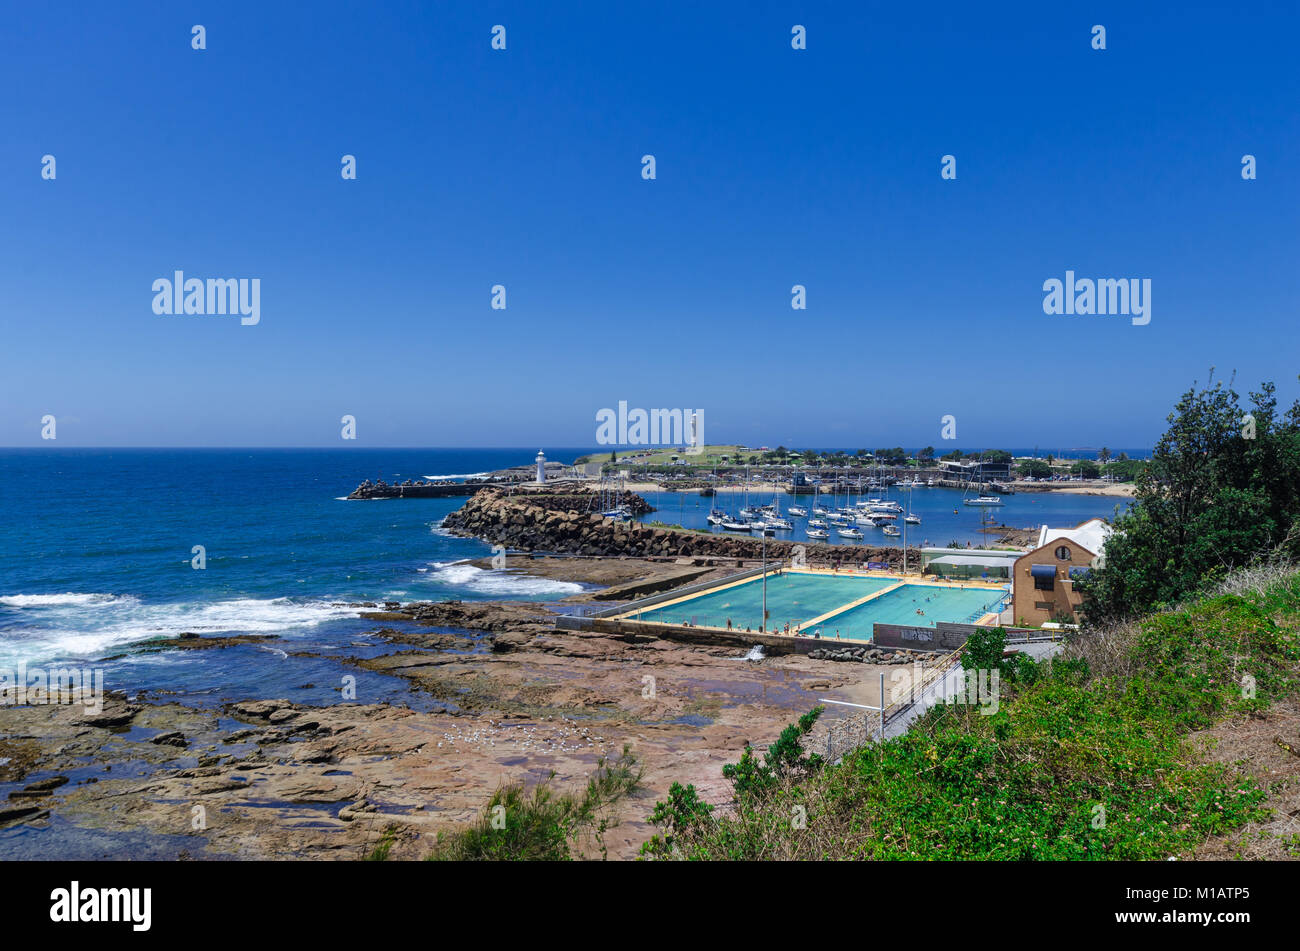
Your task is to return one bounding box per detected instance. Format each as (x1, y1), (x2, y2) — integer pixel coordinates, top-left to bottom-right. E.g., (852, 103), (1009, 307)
(904, 513), (922, 525)
(787, 504), (808, 517)
(721, 518), (753, 532)
(706, 509), (726, 526)
(812, 504), (831, 516)
(837, 526), (864, 540)
(964, 496), (1003, 506)
(882, 525), (900, 537)
(808, 518), (827, 528)
(806, 527), (830, 539)
(764, 516), (794, 531)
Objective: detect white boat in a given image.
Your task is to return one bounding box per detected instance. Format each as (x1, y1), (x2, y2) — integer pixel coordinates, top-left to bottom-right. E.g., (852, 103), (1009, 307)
(706, 509), (726, 526)
(721, 519), (753, 532)
(764, 517), (794, 531)
(837, 526), (864, 539)
(904, 513), (922, 525)
(806, 527), (829, 539)
(926, 478), (935, 487)
(882, 525), (900, 537)
(964, 496), (1003, 506)
(812, 505), (830, 516)
(787, 504), (808, 517)
(739, 507), (758, 519)
(808, 518), (827, 528)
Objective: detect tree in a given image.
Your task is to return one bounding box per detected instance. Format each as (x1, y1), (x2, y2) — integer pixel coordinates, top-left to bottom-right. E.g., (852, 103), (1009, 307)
(1084, 373), (1300, 622)
(1018, 459), (1052, 479)
(1098, 447), (1112, 465)
(918, 446), (936, 464)
(1105, 459), (1145, 482)
(1070, 459), (1101, 479)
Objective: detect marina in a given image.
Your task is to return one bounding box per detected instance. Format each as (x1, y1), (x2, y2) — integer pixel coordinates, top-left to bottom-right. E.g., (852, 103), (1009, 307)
(635, 484), (1130, 547)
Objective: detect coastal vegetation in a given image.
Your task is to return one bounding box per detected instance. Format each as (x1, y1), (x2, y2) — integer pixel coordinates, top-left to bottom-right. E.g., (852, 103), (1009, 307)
(1083, 374), (1300, 623)
(637, 373), (1300, 861)
(583, 443), (1136, 481)
(422, 748), (642, 861)
(640, 564), (1300, 859)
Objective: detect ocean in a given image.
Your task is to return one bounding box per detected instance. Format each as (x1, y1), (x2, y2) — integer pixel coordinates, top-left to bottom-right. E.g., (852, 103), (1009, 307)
(0, 448), (593, 707)
(0, 448), (1129, 707)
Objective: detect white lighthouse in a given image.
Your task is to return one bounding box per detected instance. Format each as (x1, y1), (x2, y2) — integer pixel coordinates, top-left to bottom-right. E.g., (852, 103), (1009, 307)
(535, 449), (546, 483)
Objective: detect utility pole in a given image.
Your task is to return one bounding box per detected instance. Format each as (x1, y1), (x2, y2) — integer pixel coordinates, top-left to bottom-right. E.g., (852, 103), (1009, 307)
(761, 532), (768, 632)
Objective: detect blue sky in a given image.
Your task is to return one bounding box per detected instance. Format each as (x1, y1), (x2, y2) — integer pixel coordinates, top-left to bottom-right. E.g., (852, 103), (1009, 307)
(2, 1), (1297, 448)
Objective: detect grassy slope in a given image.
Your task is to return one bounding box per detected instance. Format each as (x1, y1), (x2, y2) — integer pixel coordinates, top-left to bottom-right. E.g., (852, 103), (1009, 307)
(659, 568), (1300, 860)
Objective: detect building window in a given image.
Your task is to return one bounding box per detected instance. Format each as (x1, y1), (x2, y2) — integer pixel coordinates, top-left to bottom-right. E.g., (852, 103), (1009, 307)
(1054, 545), (1072, 561)
(1030, 564), (1056, 591)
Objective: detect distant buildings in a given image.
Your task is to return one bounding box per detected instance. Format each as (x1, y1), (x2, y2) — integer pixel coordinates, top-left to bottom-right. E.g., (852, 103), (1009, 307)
(1011, 518), (1113, 626)
(938, 458), (1012, 481)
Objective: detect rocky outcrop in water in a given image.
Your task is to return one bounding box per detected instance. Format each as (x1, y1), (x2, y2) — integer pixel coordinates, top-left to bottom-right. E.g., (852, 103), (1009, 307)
(441, 487), (913, 568)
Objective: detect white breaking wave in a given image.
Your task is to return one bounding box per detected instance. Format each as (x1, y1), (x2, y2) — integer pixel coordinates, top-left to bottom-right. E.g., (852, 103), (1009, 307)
(0, 592), (133, 608)
(425, 561), (584, 597)
(0, 594), (360, 667)
(422, 472), (489, 480)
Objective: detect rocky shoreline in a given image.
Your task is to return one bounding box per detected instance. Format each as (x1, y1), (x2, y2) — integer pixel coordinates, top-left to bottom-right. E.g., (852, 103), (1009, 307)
(0, 554), (942, 860)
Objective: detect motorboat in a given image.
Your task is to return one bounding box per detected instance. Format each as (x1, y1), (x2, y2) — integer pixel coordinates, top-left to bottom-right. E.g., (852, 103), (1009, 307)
(806, 527), (829, 539)
(721, 519), (753, 532)
(964, 496), (1003, 506)
(837, 526), (864, 539)
(882, 525), (900, 537)
(904, 514), (922, 525)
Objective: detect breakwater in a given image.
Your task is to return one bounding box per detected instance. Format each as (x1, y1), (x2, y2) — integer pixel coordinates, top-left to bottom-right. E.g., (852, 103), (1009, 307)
(442, 487), (914, 567)
(347, 479), (491, 499)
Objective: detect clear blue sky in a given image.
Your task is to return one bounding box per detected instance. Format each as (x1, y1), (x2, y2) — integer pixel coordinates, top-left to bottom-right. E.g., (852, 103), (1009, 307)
(3, 1), (1297, 449)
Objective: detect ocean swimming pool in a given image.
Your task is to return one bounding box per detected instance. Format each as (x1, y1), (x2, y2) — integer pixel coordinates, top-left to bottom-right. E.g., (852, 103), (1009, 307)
(626, 572), (897, 632)
(625, 571), (1008, 641)
(817, 583), (1007, 640)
